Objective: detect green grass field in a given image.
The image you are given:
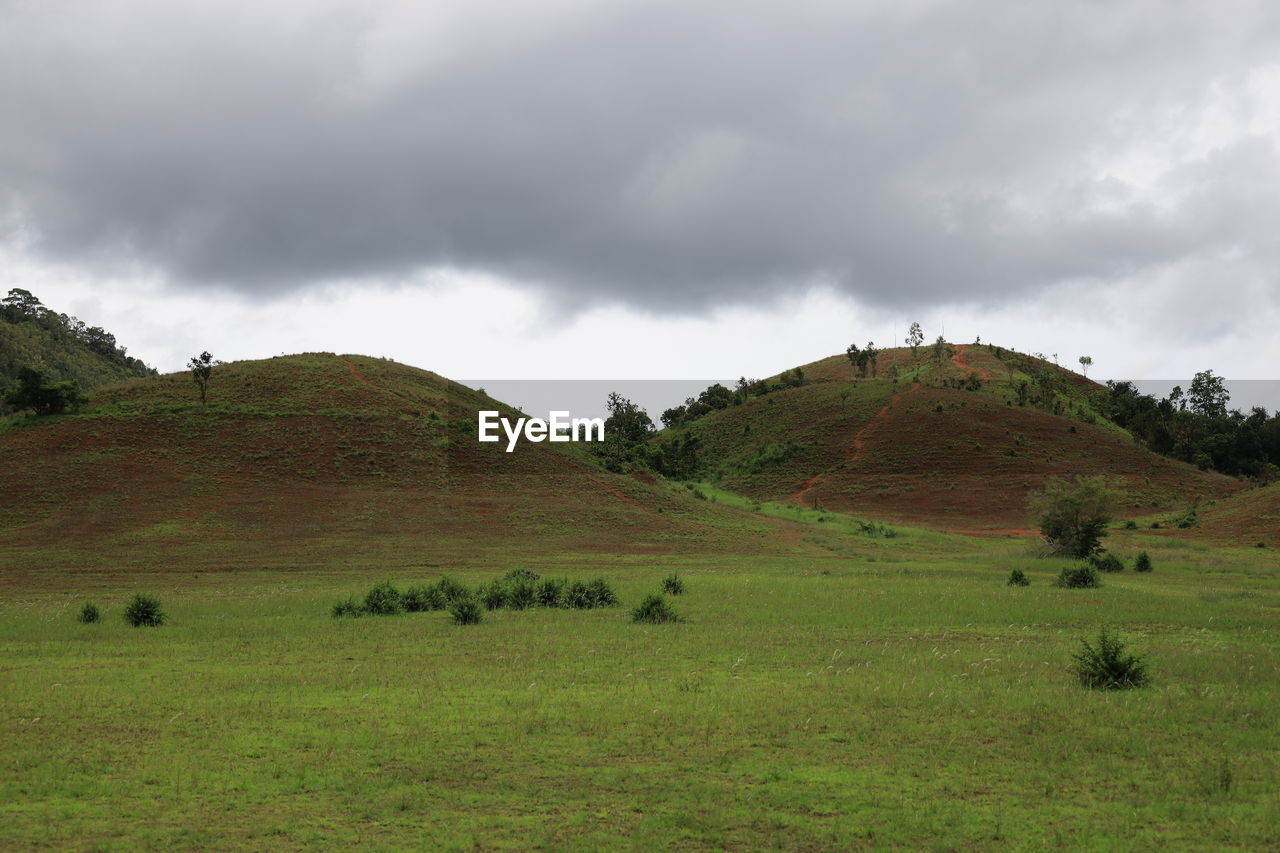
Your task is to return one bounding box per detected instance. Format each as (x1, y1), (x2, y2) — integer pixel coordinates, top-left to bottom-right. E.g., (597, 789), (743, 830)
(3, 529), (1277, 850)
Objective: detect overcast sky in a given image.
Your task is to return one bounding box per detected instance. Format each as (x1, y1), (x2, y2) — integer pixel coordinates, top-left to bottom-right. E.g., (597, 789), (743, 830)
(3, 0), (1279, 390)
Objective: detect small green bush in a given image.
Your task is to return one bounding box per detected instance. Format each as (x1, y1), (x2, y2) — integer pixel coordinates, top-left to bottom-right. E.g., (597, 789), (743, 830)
(1090, 553), (1125, 573)
(434, 576), (469, 604)
(507, 579), (537, 610)
(1073, 628), (1149, 689)
(565, 580), (593, 609)
(1007, 568), (1030, 587)
(632, 593), (681, 624)
(586, 578), (618, 607)
(331, 597), (363, 618)
(124, 593), (165, 627)
(478, 582), (508, 611)
(1133, 551), (1153, 573)
(662, 574), (685, 595)
(535, 577), (565, 607)
(1055, 564), (1100, 589)
(363, 581), (403, 616)
(450, 597), (483, 625)
(78, 602), (101, 623)
(402, 584), (445, 612)
(502, 568), (540, 583)
(1123, 519), (1137, 530)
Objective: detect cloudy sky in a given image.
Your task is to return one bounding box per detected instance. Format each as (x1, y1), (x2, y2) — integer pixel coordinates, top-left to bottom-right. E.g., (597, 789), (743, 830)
(3, 0), (1279, 388)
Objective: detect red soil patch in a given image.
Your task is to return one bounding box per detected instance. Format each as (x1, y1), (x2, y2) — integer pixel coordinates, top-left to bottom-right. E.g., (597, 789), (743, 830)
(951, 345), (992, 380)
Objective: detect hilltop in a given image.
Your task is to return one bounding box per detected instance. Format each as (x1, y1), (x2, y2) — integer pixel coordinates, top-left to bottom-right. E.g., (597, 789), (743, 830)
(0, 289), (154, 410)
(663, 343), (1246, 532)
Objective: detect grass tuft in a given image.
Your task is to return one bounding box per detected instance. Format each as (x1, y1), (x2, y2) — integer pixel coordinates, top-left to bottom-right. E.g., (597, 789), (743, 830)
(362, 581), (403, 616)
(1055, 564), (1100, 589)
(632, 593), (681, 624)
(450, 596), (483, 625)
(77, 602), (101, 623)
(331, 597), (363, 618)
(662, 574), (685, 595)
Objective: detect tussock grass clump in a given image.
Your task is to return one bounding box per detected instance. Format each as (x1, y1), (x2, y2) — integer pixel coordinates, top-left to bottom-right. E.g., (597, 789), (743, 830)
(402, 584), (445, 612)
(1055, 564), (1101, 589)
(662, 574), (685, 595)
(331, 597), (363, 618)
(502, 568), (539, 583)
(565, 580), (593, 609)
(506, 579), (537, 610)
(1090, 553), (1125, 573)
(1007, 568), (1030, 587)
(1073, 628), (1149, 689)
(478, 582), (508, 611)
(450, 596), (483, 625)
(632, 593), (681, 624)
(78, 602), (101, 623)
(1133, 551), (1153, 573)
(362, 581), (403, 615)
(434, 576), (470, 604)
(124, 594), (165, 627)
(535, 577), (565, 607)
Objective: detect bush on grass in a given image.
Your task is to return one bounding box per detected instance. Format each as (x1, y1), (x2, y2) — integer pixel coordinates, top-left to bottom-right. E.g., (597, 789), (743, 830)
(662, 574), (685, 595)
(506, 579), (537, 610)
(565, 580), (593, 609)
(434, 576), (470, 604)
(450, 596), (483, 625)
(586, 578), (618, 607)
(478, 582), (508, 611)
(1133, 551), (1153, 573)
(402, 584), (445, 612)
(1073, 628), (1149, 689)
(1090, 553), (1125, 573)
(363, 581), (403, 616)
(78, 602), (101, 623)
(1055, 564), (1100, 589)
(331, 597), (363, 618)
(632, 593), (681, 624)
(124, 593), (165, 627)
(1007, 568), (1030, 587)
(535, 577), (565, 608)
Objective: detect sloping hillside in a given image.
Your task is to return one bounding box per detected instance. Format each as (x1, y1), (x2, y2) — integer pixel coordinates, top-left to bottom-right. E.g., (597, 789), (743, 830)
(672, 344), (1244, 531)
(0, 289), (154, 408)
(1182, 483), (1280, 546)
(0, 353), (810, 578)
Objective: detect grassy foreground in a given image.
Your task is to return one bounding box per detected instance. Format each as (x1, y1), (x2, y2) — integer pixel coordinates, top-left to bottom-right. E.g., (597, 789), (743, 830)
(2, 533), (1278, 851)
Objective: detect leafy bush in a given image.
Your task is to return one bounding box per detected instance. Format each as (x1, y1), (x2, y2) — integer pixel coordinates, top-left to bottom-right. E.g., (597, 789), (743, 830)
(478, 582), (508, 611)
(535, 577), (565, 608)
(1090, 553), (1125, 573)
(434, 576), (469, 604)
(124, 593), (165, 627)
(1055, 564), (1101, 589)
(1031, 475), (1117, 557)
(564, 580), (593, 609)
(662, 574), (685, 595)
(77, 602), (101, 623)
(586, 578), (618, 607)
(450, 597), (483, 625)
(1007, 568), (1030, 587)
(1123, 520), (1138, 529)
(1073, 628), (1149, 689)
(1133, 551), (1153, 573)
(502, 568), (539, 583)
(362, 581), (403, 616)
(632, 593), (681, 624)
(506, 579), (537, 610)
(402, 584), (445, 612)
(331, 597), (363, 618)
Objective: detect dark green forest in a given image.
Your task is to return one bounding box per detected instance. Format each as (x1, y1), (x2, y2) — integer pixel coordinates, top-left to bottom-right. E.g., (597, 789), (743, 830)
(1, 288), (155, 413)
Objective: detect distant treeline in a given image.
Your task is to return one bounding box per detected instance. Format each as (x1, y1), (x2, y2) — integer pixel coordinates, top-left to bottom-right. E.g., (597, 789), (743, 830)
(1099, 377), (1280, 480)
(2, 289), (152, 374)
(659, 368), (808, 429)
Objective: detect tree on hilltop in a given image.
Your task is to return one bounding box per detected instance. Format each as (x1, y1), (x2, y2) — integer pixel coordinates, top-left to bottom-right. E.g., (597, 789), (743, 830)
(188, 351), (216, 405)
(1078, 355), (1093, 377)
(906, 322), (924, 359)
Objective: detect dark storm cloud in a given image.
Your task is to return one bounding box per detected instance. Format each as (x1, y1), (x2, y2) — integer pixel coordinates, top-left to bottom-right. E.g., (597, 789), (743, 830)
(3, 0), (1279, 312)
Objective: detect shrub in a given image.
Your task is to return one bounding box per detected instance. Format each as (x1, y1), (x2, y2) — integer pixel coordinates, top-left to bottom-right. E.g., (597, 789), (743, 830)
(565, 580), (593, 609)
(434, 576), (469, 604)
(632, 593), (681, 624)
(1123, 520), (1137, 530)
(77, 602), (101, 623)
(1055, 564), (1100, 589)
(586, 578), (618, 607)
(363, 581), (403, 616)
(1133, 551), (1153, 573)
(124, 593), (165, 627)
(1073, 628), (1149, 689)
(506, 579), (537, 610)
(331, 597), (363, 618)
(502, 568), (540, 583)
(535, 577), (565, 608)
(450, 597), (483, 625)
(402, 584), (444, 612)
(478, 582), (508, 611)
(1007, 568), (1030, 587)
(1031, 475), (1117, 557)
(662, 574), (685, 595)
(1090, 553), (1125, 573)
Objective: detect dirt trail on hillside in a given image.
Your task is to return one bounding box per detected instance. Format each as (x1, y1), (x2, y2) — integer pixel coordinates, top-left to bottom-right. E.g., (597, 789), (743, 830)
(950, 345), (992, 380)
(791, 382), (921, 507)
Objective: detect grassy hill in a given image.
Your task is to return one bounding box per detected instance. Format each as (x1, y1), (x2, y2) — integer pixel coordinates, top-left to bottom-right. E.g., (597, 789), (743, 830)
(0, 352), (845, 579)
(0, 289), (155, 409)
(669, 344), (1244, 532)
